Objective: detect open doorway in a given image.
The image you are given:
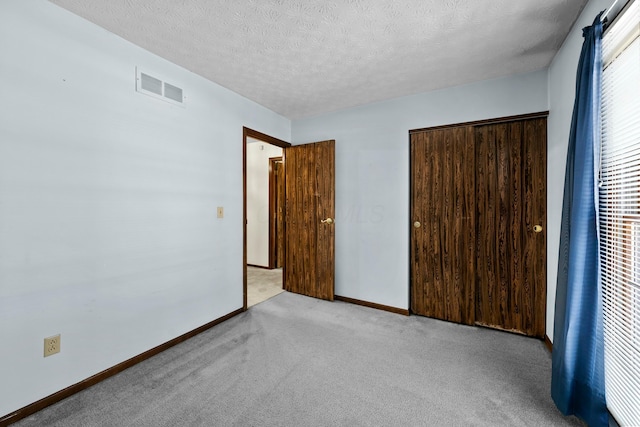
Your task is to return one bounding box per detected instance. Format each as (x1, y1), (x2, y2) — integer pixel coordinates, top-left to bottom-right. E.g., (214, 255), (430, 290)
(242, 127), (291, 309)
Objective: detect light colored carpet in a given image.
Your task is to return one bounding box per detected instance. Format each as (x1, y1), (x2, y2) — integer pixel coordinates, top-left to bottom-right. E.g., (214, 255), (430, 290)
(247, 266), (283, 307)
(14, 292), (583, 426)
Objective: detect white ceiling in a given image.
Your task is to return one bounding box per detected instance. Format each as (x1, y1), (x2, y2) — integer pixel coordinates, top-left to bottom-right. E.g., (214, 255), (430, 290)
(48, 0), (588, 119)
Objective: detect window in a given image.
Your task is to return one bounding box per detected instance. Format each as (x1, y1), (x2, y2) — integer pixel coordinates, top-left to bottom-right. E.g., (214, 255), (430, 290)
(599, 0), (640, 424)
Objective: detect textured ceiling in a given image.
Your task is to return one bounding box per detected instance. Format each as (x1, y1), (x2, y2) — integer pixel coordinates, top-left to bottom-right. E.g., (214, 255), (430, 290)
(48, 0), (587, 119)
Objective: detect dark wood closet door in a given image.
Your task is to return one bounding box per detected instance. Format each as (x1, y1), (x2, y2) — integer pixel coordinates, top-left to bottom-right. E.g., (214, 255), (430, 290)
(410, 126), (476, 324)
(475, 118), (546, 337)
(410, 114), (546, 338)
(284, 140), (335, 301)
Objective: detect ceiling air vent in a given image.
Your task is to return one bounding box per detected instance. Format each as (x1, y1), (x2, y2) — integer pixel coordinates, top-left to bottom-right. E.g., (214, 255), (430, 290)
(136, 67), (185, 106)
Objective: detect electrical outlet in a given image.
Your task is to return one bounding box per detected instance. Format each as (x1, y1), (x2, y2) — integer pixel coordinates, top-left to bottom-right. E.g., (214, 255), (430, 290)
(217, 206), (224, 218)
(44, 334), (61, 357)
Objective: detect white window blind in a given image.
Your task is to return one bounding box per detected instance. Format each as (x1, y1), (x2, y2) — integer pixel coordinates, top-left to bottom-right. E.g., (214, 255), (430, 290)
(600, 0), (640, 425)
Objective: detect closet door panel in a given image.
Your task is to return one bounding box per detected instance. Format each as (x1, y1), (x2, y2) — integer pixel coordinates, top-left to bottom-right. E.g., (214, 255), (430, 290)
(411, 114), (546, 338)
(410, 126), (475, 324)
(523, 118), (547, 338)
(508, 121), (525, 334)
(475, 125), (500, 329)
(475, 119), (546, 337)
(411, 130), (445, 320)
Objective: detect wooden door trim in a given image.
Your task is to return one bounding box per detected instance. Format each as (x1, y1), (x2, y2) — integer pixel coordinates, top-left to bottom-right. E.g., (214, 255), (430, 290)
(243, 127), (290, 311)
(268, 156), (283, 269)
(409, 111), (549, 134)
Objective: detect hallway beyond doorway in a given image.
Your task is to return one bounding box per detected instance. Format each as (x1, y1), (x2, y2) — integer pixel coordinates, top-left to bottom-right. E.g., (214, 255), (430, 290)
(247, 266), (283, 307)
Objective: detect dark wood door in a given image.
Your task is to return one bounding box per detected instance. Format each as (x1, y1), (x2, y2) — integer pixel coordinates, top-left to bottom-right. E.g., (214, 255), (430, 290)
(410, 126), (476, 324)
(410, 114), (546, 338)
(275, 160), (285, 268)
(475, 118), (546, 337)
(284, 140), (335, 300)
(269, 157), (285, 269)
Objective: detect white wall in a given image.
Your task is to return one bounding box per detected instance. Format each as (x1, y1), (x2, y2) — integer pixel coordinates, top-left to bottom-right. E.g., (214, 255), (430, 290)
(292, 70), (548, 310)
(0, 0), (289, 417)
(546, 0), (613, 341)
(246, 139), (283, 267)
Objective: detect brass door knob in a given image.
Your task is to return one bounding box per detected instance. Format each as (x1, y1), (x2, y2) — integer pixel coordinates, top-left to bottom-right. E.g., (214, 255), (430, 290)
(321, 218), (334, 224)
(533, 225), (543, 233)
(414, 221), (421, 228)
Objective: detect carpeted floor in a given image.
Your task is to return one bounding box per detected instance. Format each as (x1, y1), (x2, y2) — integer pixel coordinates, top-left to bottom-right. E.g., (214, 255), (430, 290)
(247, 266), (283, 307)
(14, 292), (583, 426)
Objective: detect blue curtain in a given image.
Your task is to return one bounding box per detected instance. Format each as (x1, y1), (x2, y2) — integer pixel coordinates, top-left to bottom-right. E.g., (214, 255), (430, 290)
(551, 12), (607, 427)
